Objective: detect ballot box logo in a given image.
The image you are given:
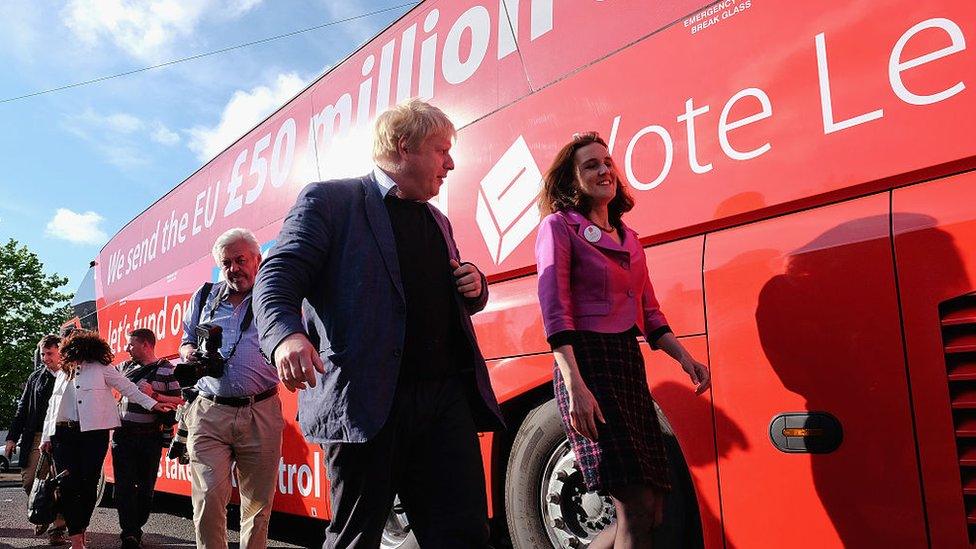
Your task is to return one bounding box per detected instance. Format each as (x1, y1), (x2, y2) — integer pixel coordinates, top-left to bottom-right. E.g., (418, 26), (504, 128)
(476, 135), (543, 264)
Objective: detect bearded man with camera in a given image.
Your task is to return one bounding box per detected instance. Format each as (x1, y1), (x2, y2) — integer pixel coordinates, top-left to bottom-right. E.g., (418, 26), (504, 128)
(178, 228), (282, 549)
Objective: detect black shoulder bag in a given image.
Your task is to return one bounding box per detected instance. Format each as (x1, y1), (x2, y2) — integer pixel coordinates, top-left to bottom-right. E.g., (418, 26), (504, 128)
(27, 452), (67, 526)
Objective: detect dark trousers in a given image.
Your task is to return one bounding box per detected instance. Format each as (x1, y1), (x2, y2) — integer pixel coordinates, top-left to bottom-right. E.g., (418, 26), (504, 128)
(112, 427), (162, 540)
(323, 376), (490, 549)
(51, 426), (110, 536)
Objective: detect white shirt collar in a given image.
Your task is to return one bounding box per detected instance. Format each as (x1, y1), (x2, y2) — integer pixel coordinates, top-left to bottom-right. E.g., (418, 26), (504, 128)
(372, 166), (398, 198)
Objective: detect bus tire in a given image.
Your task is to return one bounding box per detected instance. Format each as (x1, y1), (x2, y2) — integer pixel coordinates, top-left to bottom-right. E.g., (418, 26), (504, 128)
(505, 399), (703, 548)
(505, 399), (568, 548)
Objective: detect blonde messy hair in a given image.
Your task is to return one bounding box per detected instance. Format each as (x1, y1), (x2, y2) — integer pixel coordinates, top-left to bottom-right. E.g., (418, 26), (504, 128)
(373, 99), (456, 164)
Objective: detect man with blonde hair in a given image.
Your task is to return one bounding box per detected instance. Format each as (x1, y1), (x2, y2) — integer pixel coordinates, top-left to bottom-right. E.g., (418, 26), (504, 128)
(180, 227), (282, 549)
(255, 99), (503, 547)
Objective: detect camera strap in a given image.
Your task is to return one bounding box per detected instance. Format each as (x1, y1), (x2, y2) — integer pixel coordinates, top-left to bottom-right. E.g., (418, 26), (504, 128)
(201, 281), (254, 364)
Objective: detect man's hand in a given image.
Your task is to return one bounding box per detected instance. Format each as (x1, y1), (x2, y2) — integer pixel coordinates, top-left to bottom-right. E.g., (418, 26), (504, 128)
(274, 333), (325, 392)
(180, 343), (198, 363)
(449, 259), (483, 299)
(151, 403), (176, 413)
(4, 440), (15, 458)
(39, 441), (51, 454)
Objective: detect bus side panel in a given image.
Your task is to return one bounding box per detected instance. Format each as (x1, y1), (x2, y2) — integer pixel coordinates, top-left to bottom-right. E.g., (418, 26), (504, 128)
(644, 236), (706, 336)
(475, 235), (705, 364)
(893, 170), (976, 548)
(704, 194), (926, 547)
(510, 0), (707, 90)
(476, 276), (549, 361)
(645, 336), (722, 549)
(445, 0), (976, 280)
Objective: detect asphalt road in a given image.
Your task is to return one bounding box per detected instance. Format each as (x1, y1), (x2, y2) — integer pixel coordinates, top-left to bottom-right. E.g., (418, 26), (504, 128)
(0, 472), (323, 548)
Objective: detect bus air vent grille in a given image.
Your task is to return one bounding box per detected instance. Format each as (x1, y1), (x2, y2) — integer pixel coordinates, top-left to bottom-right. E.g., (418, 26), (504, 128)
(940, 292), (976, 540)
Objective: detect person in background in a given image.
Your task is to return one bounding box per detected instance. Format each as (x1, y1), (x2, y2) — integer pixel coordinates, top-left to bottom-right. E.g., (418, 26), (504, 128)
(39, 330), (174, 549)
(5, 334), (68, 544)
(179, 228), (283, 549)
(31, 325), (76, 371)
(112, 328), (182, 549)
(535, 131), (711, 548)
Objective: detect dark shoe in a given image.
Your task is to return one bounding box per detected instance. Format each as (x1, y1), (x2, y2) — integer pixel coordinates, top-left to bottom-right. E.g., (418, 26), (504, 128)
(121, 535), (142, 549)
(48, 529), (68, 546)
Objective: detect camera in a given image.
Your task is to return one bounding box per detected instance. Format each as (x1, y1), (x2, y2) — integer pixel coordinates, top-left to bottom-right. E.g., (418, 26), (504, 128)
(174, 323), (227, 387)
(193, 323), (227, 378)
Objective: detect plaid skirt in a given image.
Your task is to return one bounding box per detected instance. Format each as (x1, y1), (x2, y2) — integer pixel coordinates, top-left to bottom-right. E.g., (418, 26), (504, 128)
(554, 329), (671, 493)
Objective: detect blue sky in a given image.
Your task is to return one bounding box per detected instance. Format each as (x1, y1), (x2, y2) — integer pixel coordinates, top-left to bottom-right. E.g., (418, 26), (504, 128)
(0, 0), (412, 297)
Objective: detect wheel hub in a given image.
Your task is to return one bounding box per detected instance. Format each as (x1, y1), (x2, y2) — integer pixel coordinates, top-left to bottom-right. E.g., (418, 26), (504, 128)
(540, 440), (615, 547)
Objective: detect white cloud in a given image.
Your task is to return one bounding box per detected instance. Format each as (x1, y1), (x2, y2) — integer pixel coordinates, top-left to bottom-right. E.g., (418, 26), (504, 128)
(64, 109), (153, 168)
(0, 1), (43, 63)
(61, 0), (264, 62)
(104, 112), (144, 134)
(187, 72), (307, 161)
(151, 122), (180, 145)
(68, 108), (145, 135)
(45, 208), (108, 245)
(228, 0), (263, 17)
(64, 109), (183, 166)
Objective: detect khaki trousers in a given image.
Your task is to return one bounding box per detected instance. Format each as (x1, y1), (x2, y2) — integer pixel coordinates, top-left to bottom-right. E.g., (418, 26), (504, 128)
(186, 393), (283, 549)
(20, 433), (47, 494)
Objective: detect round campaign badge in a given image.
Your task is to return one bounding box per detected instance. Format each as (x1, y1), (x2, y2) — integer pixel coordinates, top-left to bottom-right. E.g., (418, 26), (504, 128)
(584, 225), (602, 243)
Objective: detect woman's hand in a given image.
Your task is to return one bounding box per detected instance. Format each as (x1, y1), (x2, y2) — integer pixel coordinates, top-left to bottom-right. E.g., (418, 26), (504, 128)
(567, 379), (605, 441)
(151, 403), (176, 413)
(680, 355), (711, 395)
(154, 394), (184, 406)
(39, 441), (52, 454)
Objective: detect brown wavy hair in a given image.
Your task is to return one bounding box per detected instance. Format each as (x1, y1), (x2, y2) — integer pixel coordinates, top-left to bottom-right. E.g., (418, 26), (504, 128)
(538, 131), (635, 228)
(60, 330), (114, 378)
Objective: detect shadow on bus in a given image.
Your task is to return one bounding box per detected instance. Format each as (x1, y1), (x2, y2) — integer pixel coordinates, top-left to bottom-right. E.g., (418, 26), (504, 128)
(655, 380), (747, 549)
(756, 214), (967, 547)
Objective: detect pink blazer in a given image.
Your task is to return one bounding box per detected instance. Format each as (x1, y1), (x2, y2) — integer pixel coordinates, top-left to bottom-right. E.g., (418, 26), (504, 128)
(535, 209), (670, 346)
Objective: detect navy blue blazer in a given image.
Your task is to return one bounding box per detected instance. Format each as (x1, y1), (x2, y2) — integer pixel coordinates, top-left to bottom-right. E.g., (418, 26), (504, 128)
(254, 173), (504, 443)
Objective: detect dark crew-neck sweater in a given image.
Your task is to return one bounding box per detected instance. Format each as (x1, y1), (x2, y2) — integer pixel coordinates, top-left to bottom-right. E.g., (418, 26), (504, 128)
(384, 193), (468, 381)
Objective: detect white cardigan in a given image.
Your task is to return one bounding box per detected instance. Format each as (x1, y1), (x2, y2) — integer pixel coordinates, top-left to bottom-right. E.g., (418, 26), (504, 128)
(41, 361), (158, 443)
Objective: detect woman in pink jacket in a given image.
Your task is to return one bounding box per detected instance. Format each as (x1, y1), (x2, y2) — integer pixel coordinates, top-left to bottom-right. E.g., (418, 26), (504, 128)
(535, 131), (710, 548)
(40, 330), (174, 549)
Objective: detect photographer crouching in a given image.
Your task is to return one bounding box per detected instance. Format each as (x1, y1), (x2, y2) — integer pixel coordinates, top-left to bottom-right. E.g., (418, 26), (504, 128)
(177, 228), (283, 549)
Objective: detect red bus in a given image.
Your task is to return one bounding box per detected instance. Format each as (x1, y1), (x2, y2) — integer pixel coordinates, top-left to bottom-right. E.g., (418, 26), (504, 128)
(72, 0), (976, 546)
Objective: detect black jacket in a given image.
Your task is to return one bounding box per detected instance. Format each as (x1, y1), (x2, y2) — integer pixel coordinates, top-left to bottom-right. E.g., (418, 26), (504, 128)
(6, 367), (57, 468)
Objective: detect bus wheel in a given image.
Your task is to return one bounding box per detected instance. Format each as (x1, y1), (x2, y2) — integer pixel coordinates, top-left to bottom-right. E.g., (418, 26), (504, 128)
(381, 495), (419, 549)
(505, 399), (613, 548)
(505, 399), (704, 549)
